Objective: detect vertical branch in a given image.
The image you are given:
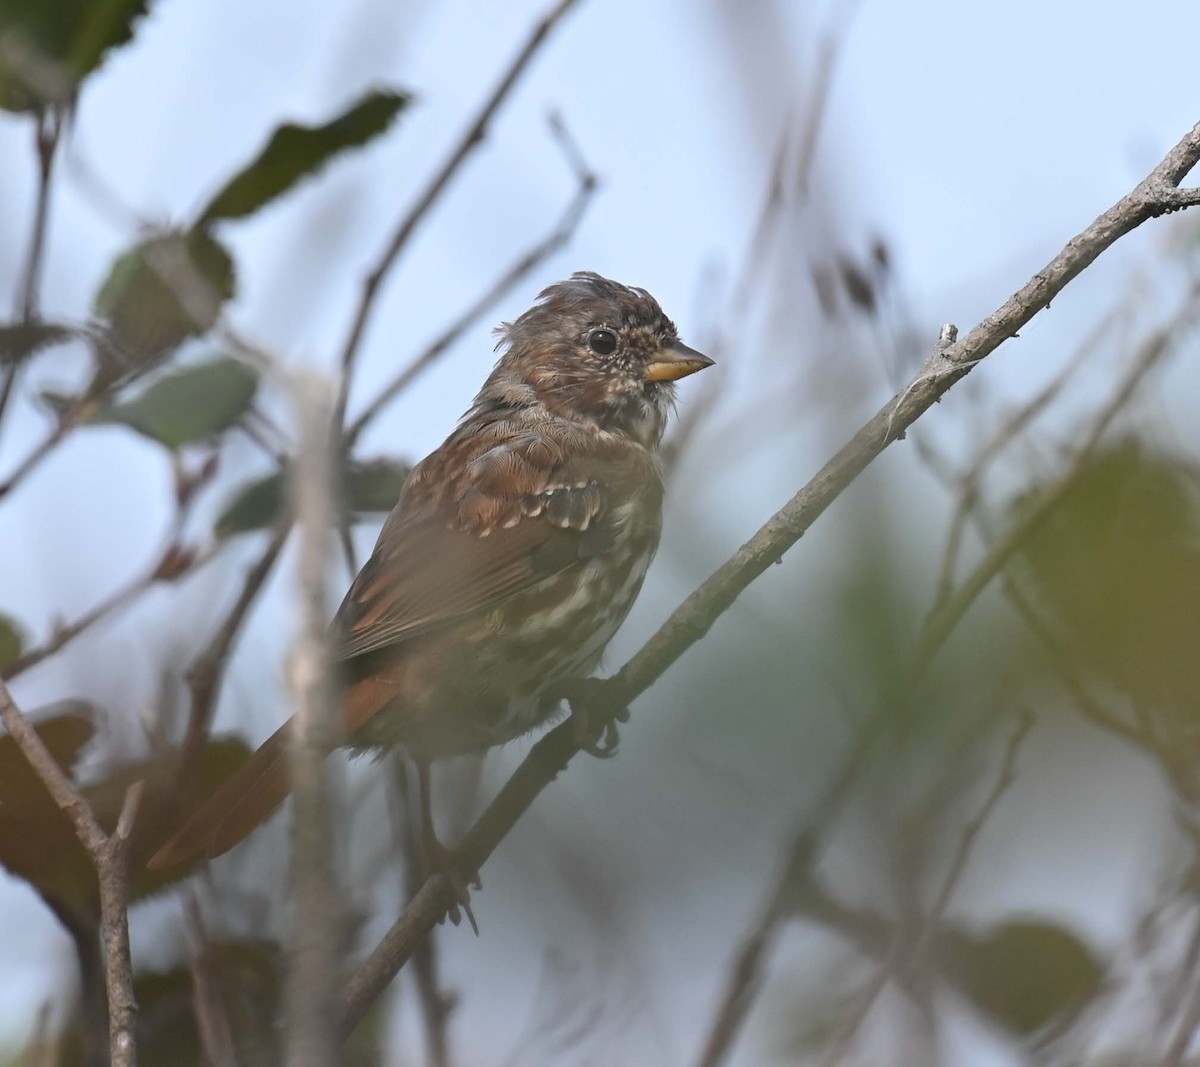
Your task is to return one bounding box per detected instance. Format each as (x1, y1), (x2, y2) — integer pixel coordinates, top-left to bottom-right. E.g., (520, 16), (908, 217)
(389, 758), (456, 1067)
(0, 676), (142, 1066)
(1, 105), (65, 429)
(285, 375), (343, 1066)
(98, 783), (145, 1067)
(17, 106), (64, 321)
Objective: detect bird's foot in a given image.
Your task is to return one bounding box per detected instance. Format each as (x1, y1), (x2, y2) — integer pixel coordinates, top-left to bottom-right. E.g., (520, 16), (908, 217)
(561, 677), (629, 759)
(423, 833), (481, 935)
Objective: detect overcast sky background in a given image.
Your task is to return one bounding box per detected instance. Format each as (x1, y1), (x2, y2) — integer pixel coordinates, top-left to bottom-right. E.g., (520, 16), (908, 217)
(1, 0), (1198, 1062)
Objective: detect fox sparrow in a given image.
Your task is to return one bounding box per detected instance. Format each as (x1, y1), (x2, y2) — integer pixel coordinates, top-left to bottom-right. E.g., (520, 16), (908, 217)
(151, 272), (712, 870)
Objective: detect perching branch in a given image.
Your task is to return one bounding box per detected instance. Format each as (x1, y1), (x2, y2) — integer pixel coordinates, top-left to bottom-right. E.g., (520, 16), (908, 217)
(338, 119), (1200, 1030)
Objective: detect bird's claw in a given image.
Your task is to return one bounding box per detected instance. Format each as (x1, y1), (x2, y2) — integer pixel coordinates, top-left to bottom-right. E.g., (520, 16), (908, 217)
(562, 678), (629, 759)
(423, 835), (480, 936)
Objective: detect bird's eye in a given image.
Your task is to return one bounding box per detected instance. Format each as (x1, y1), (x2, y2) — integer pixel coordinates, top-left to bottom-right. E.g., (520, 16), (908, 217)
(587, 328), (618, 356)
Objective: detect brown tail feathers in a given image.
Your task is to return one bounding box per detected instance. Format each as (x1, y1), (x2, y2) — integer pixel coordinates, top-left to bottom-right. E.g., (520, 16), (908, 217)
(148, 722), (293, 869)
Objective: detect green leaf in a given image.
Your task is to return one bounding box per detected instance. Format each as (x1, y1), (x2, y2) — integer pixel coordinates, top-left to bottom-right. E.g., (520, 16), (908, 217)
(199, 88), (411, 224)
(214, 470), (285, 539)
(93, 229), (236, 369)
(1014, 440), (1200, 712)
(0, 734), (253, 919)
(935, 919), (1105, 1036)
(214, 457), (409, 538)
(0, 0), (152, 111)
(93, 357), (258, 449)
(0, 321), (74, 365)
(0, 703), (94, 804)
(346, 457), (411, 513)
(0, 612), (26, 669)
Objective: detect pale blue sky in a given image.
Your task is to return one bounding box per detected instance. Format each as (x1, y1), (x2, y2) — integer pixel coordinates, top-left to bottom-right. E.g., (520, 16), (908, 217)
(0, 0), (1197, 1060)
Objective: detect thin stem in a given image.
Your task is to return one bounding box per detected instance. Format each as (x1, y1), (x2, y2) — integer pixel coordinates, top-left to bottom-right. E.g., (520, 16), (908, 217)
(819, 711), (1034, 1067)
(333, 0), (584, 432)
(910, 286), (1200, 684)
(2, 108), (65, 436)
(344, 111), (597, 447)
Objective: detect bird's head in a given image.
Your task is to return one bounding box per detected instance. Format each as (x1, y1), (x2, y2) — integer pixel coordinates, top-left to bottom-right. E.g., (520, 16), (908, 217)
(487, 272), (713, 446)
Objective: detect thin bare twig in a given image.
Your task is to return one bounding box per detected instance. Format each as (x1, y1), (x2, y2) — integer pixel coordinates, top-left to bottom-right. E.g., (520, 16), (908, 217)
(819, 710), (1034, 1067)
(0, 676), (142, 1065)
(1001, 580), (1147, 748)
(928, 712), (1035, 923)
(1163, 968), (1200, 1066)
(694, 834), (816, 1067)
(930, 292), (1136, 609)
(181, 518), (291, 774)
(389, 758), (455, 1067)
(333, 0), (584, 432)
(286, 375), (343, 1066)
(9, 513), (216, 680)
(0, 402), (85, 499)
(792, 0), (862, 200)
(0, 107), (65, 430)
(16, 107), (64, 322)
(181, 894), (237, 1067)
(344, 112), (598, 447)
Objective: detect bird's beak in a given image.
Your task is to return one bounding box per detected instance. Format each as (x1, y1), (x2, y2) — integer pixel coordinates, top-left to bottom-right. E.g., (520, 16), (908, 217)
(645, 340), (714, 382)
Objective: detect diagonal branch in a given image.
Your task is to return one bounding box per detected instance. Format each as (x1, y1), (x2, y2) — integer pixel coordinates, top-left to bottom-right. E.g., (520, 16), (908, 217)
(344, 110), (598, 447)
(339, 119), (1200, 1032)
(179, 518), (292, 778)
(333, 0), (584, 431)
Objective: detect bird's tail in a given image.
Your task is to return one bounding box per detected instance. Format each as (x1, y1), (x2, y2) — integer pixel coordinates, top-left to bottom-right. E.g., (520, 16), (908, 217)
(148, 721), (293, 869)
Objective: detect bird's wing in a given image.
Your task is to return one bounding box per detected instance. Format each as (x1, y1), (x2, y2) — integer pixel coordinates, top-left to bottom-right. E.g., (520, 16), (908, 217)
(334, 436), (617, 661)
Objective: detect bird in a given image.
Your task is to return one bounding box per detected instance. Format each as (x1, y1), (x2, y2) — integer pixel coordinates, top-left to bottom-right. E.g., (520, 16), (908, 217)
(149, 271), (712, 874)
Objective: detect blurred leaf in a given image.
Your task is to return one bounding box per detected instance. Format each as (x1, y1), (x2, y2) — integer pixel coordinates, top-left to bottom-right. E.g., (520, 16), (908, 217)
(935, 918), (1105, 1037)
(134, 942), (284, 1064)
(346, 456), (411, 512)
(0, 703), (95, 804)
(1014, 440), (1200, 711)
(92, 357), (258, 449)
(0, 0), (152, 111)
(215, 457), (409, 538)
(93, 228), (236, 371)
(0, 736), (253, 916)
(214, 470), (285, 539)
(0, 611), (25, 669)
(199, 88), (410, 223)
(0, 320), (74, 364)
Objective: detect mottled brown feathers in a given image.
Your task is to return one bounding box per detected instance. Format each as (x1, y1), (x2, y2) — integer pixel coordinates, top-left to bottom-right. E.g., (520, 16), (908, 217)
(149, 273), (709, 868)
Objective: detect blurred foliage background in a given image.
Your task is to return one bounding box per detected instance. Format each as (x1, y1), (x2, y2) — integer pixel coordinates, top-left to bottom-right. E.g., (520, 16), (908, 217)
(2, 0), (1200, 1065)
